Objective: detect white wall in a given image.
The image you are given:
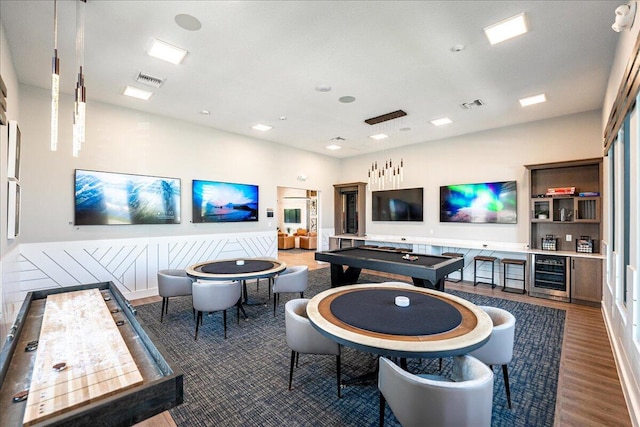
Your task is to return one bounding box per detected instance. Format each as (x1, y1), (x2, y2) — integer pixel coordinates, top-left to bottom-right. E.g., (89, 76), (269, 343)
(17, 84), (340, 243)
(339, 110), (603, 245)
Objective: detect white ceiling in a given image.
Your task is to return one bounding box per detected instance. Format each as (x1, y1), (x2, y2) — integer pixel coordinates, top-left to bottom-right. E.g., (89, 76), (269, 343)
(0, 1), (620, 158)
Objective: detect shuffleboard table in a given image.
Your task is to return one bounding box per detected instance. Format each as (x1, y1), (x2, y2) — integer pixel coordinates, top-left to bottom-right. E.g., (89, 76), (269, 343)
(314, 247), (464, 290)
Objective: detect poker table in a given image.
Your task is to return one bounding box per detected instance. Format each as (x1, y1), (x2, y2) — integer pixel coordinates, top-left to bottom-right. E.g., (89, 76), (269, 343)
(186, 258), (286, 305)
(314, 247), (464, 290)
(306, 282), (492, 359)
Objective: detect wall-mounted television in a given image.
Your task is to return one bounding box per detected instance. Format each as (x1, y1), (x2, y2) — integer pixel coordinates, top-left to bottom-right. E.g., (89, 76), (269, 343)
(440, 180), (517, 224)
(372, 188), (423, 221)
(284, 208), (301, 223)
(192, 180), (259, 223)
(75, 169), (181, 225)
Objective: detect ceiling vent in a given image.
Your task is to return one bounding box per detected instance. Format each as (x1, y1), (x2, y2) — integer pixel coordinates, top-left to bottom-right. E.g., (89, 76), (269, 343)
(364, 109), (407, 125)
(331, 136), (346, 141)
(460, 99), (485, 109)
(135, 72), (165, 88)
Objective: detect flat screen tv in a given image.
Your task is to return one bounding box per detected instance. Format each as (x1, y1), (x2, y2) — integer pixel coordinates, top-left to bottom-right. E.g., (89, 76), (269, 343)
(440, 180), (517, 224)
(284, 208), (301, 223)
(192, 180), (259, 223)
(74, 169), (181, 225)
(372, 188), (423, 221)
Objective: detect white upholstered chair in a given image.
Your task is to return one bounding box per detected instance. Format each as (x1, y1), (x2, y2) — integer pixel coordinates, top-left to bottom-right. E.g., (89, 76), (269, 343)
(192, 280), (242, 340)
(272, 265), (308, 316)
(285, 298), (342, 397)
(378, 355), (494, 427)
(469, 305), (516, 408)
(157, 269), (194, 322)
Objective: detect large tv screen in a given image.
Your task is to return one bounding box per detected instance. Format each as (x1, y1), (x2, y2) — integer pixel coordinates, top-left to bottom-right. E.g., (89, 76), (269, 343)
(192, 180), (259, 223)
(75, 169), (181, 225)
(372, 188), (423, 221)
(440, 181), (517, 224)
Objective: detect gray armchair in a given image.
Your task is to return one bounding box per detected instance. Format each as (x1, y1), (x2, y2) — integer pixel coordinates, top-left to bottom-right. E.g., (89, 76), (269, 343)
(192, 280), (242, 340)
(272, 265), (308, 315)
(285, 298), (341, 397)
(469, 305), (516, 408)
(378, 355), (494, 427)
(157, 269), (194, 322)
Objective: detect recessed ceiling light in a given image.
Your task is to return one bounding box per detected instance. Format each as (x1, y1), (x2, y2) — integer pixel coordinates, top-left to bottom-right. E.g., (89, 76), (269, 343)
(369, 133), (389, 140)
(148, 39), (188, 64)
(316, 84), (332, 92)
(339, 96), (356, 103)
(483, 12), (528, 45)
(251, 123), (273, 132)
(123, 86), (153, 100)
(199, 110), (210, 115)
(175, 14), (202, 31)
(519, 93), (546, 107)
(326, 144), (342, 150)
(430, 117), (453, 126)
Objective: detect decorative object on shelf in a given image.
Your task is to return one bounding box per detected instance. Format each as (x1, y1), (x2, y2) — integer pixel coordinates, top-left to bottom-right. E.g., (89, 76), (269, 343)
(546, 186), (575, 196)
(368, 158), (404, 190)
(541, 235), (558, 251)
(73, 0), (88, 157)
(50, 0), (60, 151)
(576, 236), (594, 253)
(7, 120), (21, 181)
(559, 208), (573, 222)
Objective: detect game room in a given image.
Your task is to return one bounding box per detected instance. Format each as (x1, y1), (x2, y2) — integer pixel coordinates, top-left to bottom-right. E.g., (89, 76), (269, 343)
(0, 2), (638, 426)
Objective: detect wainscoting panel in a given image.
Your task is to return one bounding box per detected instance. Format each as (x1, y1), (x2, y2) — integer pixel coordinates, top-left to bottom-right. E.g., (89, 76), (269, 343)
(1, 232), (276, 333)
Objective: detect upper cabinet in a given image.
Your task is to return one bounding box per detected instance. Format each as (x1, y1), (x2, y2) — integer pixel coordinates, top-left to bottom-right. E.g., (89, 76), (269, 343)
(525, 158), (603, 253)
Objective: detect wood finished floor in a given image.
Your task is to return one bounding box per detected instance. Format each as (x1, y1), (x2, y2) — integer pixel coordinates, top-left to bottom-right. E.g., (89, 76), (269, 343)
(133, 249), (631, 427)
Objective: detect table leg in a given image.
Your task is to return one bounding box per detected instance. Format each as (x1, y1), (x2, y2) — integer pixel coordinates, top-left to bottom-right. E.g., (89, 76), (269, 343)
(411, 277), (444, 291)
(330, 264), (362, 287)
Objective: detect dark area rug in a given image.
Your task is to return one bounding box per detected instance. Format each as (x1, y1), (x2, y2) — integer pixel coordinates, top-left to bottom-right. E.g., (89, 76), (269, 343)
(136, 268), (565, 426)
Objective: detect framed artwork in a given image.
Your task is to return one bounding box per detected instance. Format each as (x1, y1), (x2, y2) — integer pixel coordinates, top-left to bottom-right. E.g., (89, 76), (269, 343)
(7, 181), (20, 239)
(8, 120), (20, 181)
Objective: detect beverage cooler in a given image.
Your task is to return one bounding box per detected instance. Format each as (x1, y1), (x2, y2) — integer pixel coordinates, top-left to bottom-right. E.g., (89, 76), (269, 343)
(529, 253), (570, 302)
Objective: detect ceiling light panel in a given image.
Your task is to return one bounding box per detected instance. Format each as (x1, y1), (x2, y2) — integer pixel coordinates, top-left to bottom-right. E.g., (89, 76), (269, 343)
(430, 117), (453, 126)
(148, 39), (188, 64)
(326, 144), (341, 150)
(519, 93), (546, 107)
(484, 12), (528, 45)
(369, 133), (389, 140)
(252, 123), (273, 132)
(123, 86), (153, 100)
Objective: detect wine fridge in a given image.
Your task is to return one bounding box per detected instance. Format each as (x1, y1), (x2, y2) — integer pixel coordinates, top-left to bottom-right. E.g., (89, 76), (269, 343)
(529, 254), (570, 302)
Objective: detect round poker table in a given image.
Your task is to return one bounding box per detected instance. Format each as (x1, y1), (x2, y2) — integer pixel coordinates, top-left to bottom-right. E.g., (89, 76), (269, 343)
(306, 283), (492, 358)
(186, 258), (286, 281)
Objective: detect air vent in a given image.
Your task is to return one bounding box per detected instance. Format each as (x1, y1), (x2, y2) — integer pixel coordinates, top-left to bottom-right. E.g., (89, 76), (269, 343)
(331, 136), (346, 141)
(460, 99), (485, 109)
(364, 109), (407, 125)
(135, 72), (165, 88)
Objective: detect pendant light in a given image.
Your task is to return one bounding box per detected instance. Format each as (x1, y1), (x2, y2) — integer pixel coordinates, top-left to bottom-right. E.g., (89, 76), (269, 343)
(50, 0), (59, 151)
(72, 0), (87, 157)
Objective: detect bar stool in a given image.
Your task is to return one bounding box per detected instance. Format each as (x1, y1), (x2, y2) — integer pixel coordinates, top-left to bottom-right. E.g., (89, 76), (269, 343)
(442, 252), (464, 283)
(474, 255), (498, 288)
(501, 258), (527, 294)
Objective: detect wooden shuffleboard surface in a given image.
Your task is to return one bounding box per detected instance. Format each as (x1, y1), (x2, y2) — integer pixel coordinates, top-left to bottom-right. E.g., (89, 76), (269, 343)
(23, 289), (143, 426)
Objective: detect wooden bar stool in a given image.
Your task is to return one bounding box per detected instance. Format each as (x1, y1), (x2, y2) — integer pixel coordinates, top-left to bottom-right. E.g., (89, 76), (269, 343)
(442, 252), (464, 283)
(474, 255), (498, 288)
(501, 258), (527, 294)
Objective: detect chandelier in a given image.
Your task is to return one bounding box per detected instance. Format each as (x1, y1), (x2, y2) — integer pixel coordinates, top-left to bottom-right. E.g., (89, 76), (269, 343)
(368, 158), (404, 190)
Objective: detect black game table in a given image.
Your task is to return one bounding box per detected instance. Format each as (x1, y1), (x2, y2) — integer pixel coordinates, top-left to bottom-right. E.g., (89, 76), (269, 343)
(315, 247), (464, 290)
